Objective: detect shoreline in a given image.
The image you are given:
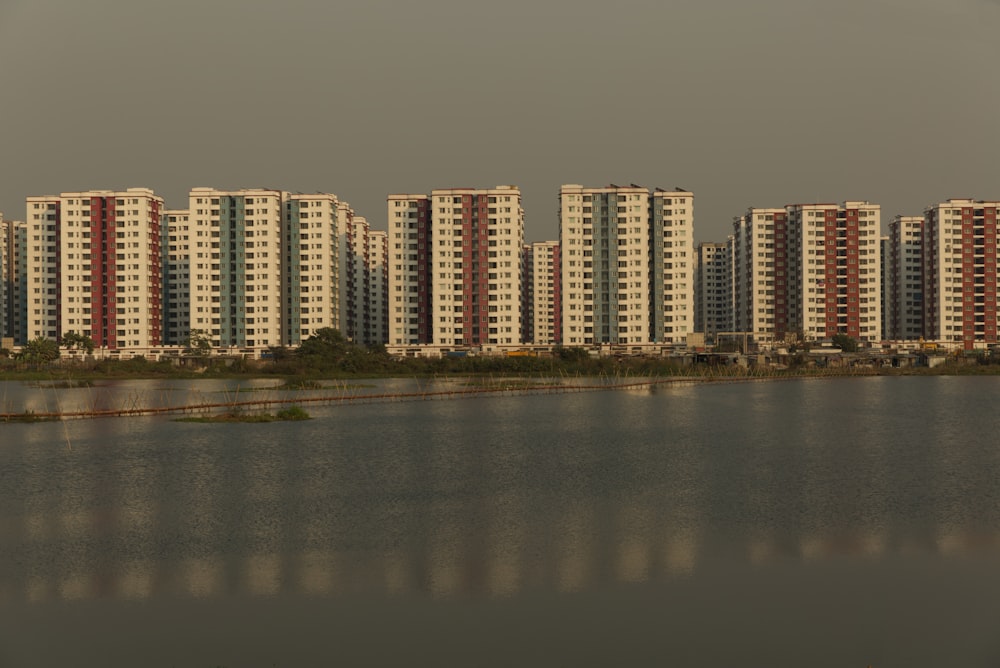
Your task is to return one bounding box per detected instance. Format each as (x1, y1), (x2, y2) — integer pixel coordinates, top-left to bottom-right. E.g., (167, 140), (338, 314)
(1, 369), (995, 422)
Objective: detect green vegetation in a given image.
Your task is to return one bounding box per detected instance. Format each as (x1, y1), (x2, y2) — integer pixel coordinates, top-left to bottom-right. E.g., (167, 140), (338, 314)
(276, 405), (311, 420)
(5, 327), (1000, 382)
(184, 329), (214, 356)
(831, 334), (859, 353)
(18, 337), (60, 364)
(60, 331), (96, 354)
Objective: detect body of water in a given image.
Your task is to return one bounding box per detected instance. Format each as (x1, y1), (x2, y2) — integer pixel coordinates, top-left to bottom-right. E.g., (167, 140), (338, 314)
(1, 376), (999, 667)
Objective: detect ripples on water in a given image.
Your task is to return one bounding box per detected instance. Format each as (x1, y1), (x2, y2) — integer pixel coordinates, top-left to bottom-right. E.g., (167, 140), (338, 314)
(2, 376), (1000, 667)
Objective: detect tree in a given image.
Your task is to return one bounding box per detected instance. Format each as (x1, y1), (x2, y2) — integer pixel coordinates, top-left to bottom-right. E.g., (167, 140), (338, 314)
(831, 333), (859, 353)
(60, 330), (96, 354)
(296, 327), (347, 361)
(184, 329), (213, 356)
(20, 337), (60, 364)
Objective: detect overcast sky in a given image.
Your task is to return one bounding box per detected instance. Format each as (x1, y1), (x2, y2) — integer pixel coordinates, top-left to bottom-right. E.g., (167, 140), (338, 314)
(1, 0), (998, 242)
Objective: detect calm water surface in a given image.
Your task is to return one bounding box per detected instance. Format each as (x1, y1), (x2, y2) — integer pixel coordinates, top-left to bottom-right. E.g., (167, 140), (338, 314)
(1, 376), (1000, 667)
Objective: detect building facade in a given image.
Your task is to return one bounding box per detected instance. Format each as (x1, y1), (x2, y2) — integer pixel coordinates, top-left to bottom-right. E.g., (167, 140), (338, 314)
(731, 208), (788, 345)
(695, 241), (732, 335)
(0, 213), (23, 343)
(164, 209), (191, 345)
(368, 230), (389, 346)
(183, 188), (285, 349)
(523, 241), (561, 345)
(886, 215), (923, 340)
(559, 185), (693, 346)
(388, 187), (524, 348)
(285, 193), (343, 346)
(25, 189), (164, 349)
(789, 201), (882, 343)
(387, 194), (432, 346)
(922, 199), (999, 350)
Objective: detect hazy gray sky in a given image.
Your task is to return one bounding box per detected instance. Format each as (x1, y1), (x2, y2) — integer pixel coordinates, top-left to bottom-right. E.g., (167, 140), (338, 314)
(1, 0), (997, 242)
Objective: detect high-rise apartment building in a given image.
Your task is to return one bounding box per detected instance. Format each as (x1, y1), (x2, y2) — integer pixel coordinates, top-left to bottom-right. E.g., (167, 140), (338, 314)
(342, 215), (389, 345)
(695, 241), (732, 335)
(387, 194), (431, 346)
(561, 185), (649, 346)
(651, 189), (695, 343)
(922, 199), (999, 350)
(164, 209), (191, 345)
(559, 185), (693, 346)
(731, 208), (789, 344)
(7, 218), (28, 345)
(25, 189), (164, 349)
(184, 188), (285, 349)
(285, 193), (343, 345)
(179, 188), (348, 350)
(388, 187), (524, 348)
(789, 202), (882, 343)
(886, 216), (923, 340)
(523, 241), (561, 345)
(368, 230), (389, 346)
(0, 213), (19, 342)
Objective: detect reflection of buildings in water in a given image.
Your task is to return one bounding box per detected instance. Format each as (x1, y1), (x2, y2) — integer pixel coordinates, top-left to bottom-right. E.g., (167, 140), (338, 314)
(748, 536), (777, 566)
(662, 529), (699, 577)
(616, 500), (654, 584)
(26, 576), (50, 604)
(297, 550), (336, 597)
(244, 553), (282, 597)
(935, 527), (1000, 555)
(799, 534), (826, 560)
(58, 571), (93, 602)
(857, 529), (888, 557)
(6, 429), (1000, 608)
(617, 540), (651, 584)
(554, 505), (596, 594)
(383, 552), (412, 595)
(427, 500), (466, 599)
(181, 556), (224, 599)
(119, 559), (155, 600)
(484, 491), (527, 599)
(8, 509), (1000, 606)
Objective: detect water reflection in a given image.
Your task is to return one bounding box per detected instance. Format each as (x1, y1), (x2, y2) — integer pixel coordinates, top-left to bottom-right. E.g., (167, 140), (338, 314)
(2, 377), (1000, 609)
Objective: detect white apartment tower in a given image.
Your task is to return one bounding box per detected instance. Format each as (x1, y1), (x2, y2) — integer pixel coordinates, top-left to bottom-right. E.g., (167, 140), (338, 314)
(187, 188), (285, 349)
(183, 188), (348, 350)
(523, 241), (561, 345)
(789, 201), (882, 343)
(695, 241), (732, 335)
(560, 185), (650, 346)
(922, 199), (1000, 349)
(164, 209), (191, 345)
(559, 185), (693, 346)
(388, 187), (524, 348)
(887, 216), (923, 340)
(651, 189), (694, 343)
(285, 193), (342, 345)
(368, 230), (389, 345)
(342, 214), (386, 345)
(730, 208), (790, 346)
(387, 194), (431, 346)
(430, 187), (523, 347)
(25, 189), (164, 349)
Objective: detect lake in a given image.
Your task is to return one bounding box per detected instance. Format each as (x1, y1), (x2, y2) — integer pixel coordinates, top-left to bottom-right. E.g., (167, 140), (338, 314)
(1, 376), (999, 667)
